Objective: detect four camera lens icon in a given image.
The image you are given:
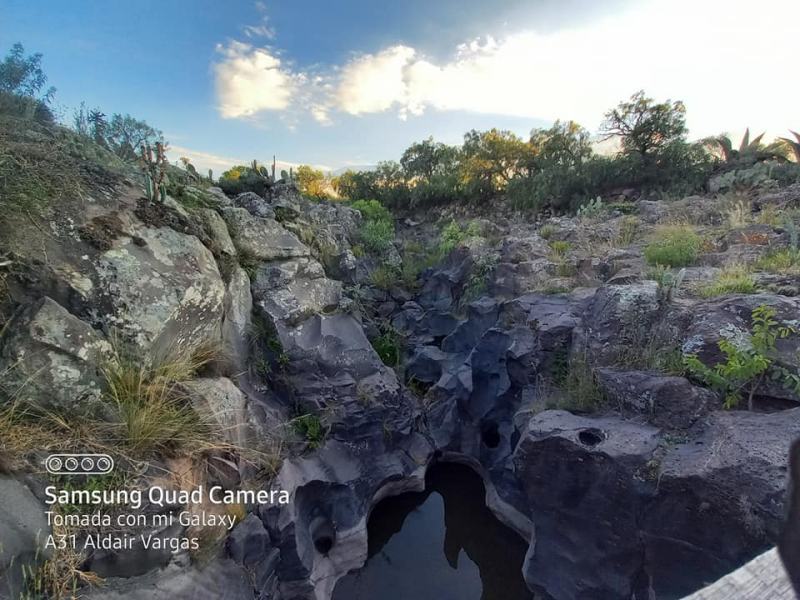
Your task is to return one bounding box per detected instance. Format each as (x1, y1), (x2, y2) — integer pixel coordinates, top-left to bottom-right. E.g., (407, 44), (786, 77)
(46, 453), (114, 476)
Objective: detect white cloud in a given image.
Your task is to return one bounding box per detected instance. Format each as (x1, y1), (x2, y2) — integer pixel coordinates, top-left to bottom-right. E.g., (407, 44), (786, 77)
(213, 41), (297, 119)
(329, 0), (800, 137)
(335, 46), (416, 116)
(214, 0), (799, 139)
(167, 144), (331, 176)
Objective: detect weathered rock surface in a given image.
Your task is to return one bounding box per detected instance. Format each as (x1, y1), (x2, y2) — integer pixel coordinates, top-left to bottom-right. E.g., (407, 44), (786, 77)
(0, 296), (113, 411)
(252, 258), (341, 327)
(95, 221), (225, 356)
(222, 208), (309, 262)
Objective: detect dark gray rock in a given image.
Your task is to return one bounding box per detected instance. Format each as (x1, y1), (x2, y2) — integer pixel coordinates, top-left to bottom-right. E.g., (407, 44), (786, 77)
(232, 191), (276, 219)
(0, 476), (51, 599)
(596, 368), (718, 429)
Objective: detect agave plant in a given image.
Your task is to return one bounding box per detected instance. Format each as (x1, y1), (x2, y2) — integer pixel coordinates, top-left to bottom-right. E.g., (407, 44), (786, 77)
(708, 128), (766, 162)
(779, 131), (800, 163)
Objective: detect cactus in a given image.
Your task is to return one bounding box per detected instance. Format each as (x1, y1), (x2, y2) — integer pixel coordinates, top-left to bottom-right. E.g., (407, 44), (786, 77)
(280, 169), (288, 181)
(250, 159), (274, 183)
(272, 155), (276, 181)
(140, 142), (168, 203)
(208, 168), (213, 182)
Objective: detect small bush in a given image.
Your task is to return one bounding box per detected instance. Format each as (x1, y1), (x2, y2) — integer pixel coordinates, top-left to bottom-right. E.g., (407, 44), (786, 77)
(756, 248), (800, 274)
(291, 414), (325, 449)
(361, 219), (395, 254)
(698, 264), (757, 298)
(644, 225), (701, 267)
(350, 199), (393, 223)
(350, 199), (396, 255)
(439, 220), (481, 254)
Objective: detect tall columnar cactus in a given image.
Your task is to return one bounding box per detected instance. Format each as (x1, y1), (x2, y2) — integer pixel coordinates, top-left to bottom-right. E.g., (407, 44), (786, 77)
(208, 168), (214, 183)
(140, 142), (168, 203)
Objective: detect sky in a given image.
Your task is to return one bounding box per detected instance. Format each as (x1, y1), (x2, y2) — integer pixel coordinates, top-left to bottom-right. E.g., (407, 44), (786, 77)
(3, 0), (799, 173)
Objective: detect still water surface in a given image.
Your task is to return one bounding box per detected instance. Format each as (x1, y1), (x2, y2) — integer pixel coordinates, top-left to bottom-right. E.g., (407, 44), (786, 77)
(332, 463), (536, 600)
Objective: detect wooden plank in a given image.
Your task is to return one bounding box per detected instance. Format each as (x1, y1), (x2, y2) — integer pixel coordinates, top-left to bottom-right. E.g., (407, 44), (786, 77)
(681, 548), (797, 600)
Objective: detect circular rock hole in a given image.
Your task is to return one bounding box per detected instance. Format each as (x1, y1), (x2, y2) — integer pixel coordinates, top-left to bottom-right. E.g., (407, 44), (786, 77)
(309, 515), (336, 555)
(314, 534), (334, 555)
(481, 421), (501, 449)
(578, 428), (605, 447)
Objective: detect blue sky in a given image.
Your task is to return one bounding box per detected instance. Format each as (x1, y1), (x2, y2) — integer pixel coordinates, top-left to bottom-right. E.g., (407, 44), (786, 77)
(3, 0), (798, 173)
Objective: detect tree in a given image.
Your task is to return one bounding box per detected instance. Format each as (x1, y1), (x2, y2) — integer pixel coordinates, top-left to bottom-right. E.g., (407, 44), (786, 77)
(295, 165), (328, 198)
(0, 43), (55, 100)
(400, 137), (459, 183)
(460, 129), (531, 201)
(528, 120), (593, 171)
(105, 113), (164, 161)
(0, 42), (56, 122)
(600, 91), (687, 160)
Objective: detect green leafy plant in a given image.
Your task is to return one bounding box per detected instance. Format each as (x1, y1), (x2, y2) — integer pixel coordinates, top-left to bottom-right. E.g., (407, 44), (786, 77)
(779, 130), (800, 163)
(684, 305), (799, 409)
(644, 225), (701, 267)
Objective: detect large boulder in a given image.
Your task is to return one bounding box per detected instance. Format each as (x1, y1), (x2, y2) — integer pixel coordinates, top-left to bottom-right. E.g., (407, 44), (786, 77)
(221, 208), (309, 262)
(642, 408), (800, 598)
(95, 222), (225, 356)
(576, 282), (661, 366)
(278, 313), (398, 410)
(514, 410), (660, 600)
(0, 297), (113, 412)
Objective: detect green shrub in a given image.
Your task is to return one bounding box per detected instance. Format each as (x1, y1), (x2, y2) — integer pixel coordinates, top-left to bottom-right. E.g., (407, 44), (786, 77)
(684, 305), (799, 409)
(438, 220), (481, 254)
(698, 264), (757, 298)
(350, 199), (393, 223)
(361, 219), (395, 253)
(644, 225), (701, 267)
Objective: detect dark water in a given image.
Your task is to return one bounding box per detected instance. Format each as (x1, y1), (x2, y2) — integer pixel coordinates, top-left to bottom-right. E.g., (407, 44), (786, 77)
(332, 463), (536, 600)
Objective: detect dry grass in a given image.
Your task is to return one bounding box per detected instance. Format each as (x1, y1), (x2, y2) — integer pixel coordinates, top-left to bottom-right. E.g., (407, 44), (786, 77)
(698, 264), (757, 298)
